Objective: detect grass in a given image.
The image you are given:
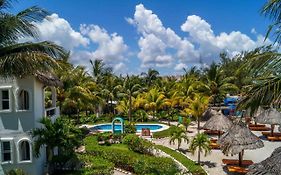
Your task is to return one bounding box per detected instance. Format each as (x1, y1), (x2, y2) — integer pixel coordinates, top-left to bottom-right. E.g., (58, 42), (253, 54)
(153, 125), (177, 138)
(156, 145), (207, 175)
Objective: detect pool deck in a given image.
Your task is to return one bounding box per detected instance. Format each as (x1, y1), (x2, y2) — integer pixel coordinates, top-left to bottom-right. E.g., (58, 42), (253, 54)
(83, 123), (169, 133)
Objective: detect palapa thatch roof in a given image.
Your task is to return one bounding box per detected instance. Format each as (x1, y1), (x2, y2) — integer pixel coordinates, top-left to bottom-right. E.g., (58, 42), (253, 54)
(35, 72), (63, 87)
(202, 108), (218, 121)
(255, 108), (281, 125)
(203, 111), (232, 132)
(247, 147), (281, 175)
(218, 121), (264, 155)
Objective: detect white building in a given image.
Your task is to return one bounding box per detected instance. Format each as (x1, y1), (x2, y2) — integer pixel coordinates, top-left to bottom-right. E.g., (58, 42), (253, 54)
(0, 72), (61, 175)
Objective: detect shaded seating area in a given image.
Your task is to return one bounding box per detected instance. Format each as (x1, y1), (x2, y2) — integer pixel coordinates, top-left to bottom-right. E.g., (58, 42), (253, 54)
(249, 125), (271, 131)
(210, 142), (220, 149)
(261, 131), (281, 137)
(218, 121), (264, 174)
(267, 136), (281, 141)
(204, 129), (223, 135)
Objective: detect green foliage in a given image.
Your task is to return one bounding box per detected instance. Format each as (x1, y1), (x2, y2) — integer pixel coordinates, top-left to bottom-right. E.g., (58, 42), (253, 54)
(78, 155), (114, 175)
(84, 136), (180, 174)
(169, 126), (189, 150)
(153, 125), (178, 139)
(5, 169), (27, 175)
(122, 134), (154, 155)
(156, 145), (207, 175)
(124, 122), (137, 134)
(189, 133), (211, 164)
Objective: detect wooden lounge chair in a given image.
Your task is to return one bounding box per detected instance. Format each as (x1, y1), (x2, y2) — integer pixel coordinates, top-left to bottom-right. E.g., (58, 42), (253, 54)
(222, 159), (253, 166)
(210, 138), (217, 143)
(249, 124), (266, 127)
(262, 132), (281, 137)
(227, 166), (248, 174)
(210, 142), (220, 149)
(249, 126), (271, 131)
(267, 136), (281, 141)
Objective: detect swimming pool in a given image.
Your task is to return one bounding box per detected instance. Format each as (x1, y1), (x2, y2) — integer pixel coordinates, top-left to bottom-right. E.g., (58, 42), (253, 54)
(90, 123), (169, 133)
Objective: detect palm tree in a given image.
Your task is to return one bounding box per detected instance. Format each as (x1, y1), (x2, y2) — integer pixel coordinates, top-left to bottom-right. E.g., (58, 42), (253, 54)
(262, 0), (281, 44)
(182, 94), (209, 133)
(169, 127), (189, 150)
(32, 117), (82, 170)
(117, 75), (142, 121)
(141, 68), (159, 87)
(0, 0), (66, 77)
(200, 62), (238, 106)
(144, 88), (166, 119)
(189, 133), (211, 165)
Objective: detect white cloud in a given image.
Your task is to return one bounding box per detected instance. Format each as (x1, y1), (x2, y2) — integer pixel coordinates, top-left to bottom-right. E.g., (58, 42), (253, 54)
(80, 24), (128, 63)
(34, 14), (89, 50)
(181, 15), (271, 60)
(174, 63), (187, 71)
(251, 28), (257, 34)
(128, 4), (198, 68)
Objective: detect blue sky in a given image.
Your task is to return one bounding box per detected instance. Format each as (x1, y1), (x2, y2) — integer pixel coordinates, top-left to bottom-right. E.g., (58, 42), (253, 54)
(14, 0), (271, 75)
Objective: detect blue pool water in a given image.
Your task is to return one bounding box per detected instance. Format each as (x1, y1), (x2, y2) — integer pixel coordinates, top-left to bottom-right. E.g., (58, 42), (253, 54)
(91, 124), (163, 132)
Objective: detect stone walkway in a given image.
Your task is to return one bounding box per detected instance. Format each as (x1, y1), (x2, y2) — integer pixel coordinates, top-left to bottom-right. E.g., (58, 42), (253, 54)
(152, 121), (281, 175)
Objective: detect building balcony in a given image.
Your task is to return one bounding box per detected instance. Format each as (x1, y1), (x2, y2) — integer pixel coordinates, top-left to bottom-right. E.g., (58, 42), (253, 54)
(45, 107), (60, 121)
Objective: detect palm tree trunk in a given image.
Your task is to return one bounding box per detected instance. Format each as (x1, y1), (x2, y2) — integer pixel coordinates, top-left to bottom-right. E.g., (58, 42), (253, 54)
(238, 150), (244, 167)
(198, 146), (201, 165)
(271, 124), (275, 137)
(129, 94), (132, 122)
(197, 118), (200, 134)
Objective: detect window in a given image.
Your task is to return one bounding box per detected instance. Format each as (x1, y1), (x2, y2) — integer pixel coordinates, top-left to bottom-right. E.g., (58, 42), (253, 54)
(19, 141), (30, 162)
(19, 90), (29, 110)
(1, 141), (12, 163)
(1, 90), (10, 111)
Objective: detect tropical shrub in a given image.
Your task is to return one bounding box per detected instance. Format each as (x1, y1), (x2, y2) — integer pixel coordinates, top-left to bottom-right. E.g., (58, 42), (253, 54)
(122, 134), (154, 155)
(124, 122), (136, 133)
(78, 155), (114, 175)
(5, 169), (27, 175)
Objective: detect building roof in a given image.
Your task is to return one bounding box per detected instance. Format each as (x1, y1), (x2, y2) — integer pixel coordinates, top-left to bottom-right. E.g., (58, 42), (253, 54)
(35, 72), (63, 87)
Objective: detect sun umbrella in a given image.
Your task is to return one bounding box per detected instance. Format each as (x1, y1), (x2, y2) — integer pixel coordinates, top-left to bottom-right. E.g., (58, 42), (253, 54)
(203, 111), (232, 138)
(255, 108), (281, 136)
(218, 121), (264, 167)
(247, 147), (281, 175)
(202, 109), (218, 121)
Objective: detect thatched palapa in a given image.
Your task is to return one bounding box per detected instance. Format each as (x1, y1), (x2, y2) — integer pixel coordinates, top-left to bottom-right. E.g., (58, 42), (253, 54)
(202, 108), (218, 121)
(218, 121), (264, 166)
(35, 72), (63, 87)
(203, 111), (232, 133)
(255, 108), (281, 136)
(247, 147), (281, 175)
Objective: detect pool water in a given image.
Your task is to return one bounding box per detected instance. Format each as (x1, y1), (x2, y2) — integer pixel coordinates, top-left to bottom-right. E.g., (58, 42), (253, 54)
(90, 123), (165, 132)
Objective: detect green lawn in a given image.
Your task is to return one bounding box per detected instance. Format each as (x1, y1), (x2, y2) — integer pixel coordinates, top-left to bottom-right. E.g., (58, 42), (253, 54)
(156, 145), (207, 175)
(153, 125), (177, 138)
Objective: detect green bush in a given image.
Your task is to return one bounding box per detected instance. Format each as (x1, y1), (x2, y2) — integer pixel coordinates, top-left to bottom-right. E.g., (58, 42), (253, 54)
(5, 169), (27, 175)
(134, 157), (179, 175)
(122, 134), (154, 155)
(124, 122), (136, 133)
(84, 136), (180, 174)
(78, 155), (114, 175)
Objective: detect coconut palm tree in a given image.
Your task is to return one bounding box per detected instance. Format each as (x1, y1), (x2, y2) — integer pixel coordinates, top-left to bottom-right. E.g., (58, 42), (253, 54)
(262, 0), (281, 44)
(189, 133), (211, 165)
(199, 62), (238, 106)
(0, 0), (66, 77)
(141, 68), (160, 87)
(169, 127), (189, 150)
(117, 75), (142, 121)
(144, 88), (166, 119)
(182, 94), (209, 133)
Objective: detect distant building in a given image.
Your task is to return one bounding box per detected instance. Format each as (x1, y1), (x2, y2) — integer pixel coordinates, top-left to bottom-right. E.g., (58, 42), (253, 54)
(0, 72), (61, 174)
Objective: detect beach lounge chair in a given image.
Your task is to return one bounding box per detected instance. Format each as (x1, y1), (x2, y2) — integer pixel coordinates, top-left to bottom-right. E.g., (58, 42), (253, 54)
(222, 159), (253, 166)
(210, 142), (220, 149)
(227, 166), (248, 174)
(204, 130), (222, 135)
(249, 126), (271, 131)
(210, 138), (217, 143)
(248, 124), (266, 127)
(262, 132), (281, 137)
(267, 136), (281, 141)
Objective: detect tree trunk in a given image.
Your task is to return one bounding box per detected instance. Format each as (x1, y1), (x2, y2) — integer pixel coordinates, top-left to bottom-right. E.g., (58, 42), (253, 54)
(218, 131), (221, 139)
(238, 150), (244, 167)
(129, 94), (132, 122)
(198, 146), (201, 165)
(197, 118), (200, 134)
(271, 124), (275, 137)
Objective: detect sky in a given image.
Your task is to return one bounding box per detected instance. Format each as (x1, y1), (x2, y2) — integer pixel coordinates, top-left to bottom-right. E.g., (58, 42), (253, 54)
(13, 0), (272, 75)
